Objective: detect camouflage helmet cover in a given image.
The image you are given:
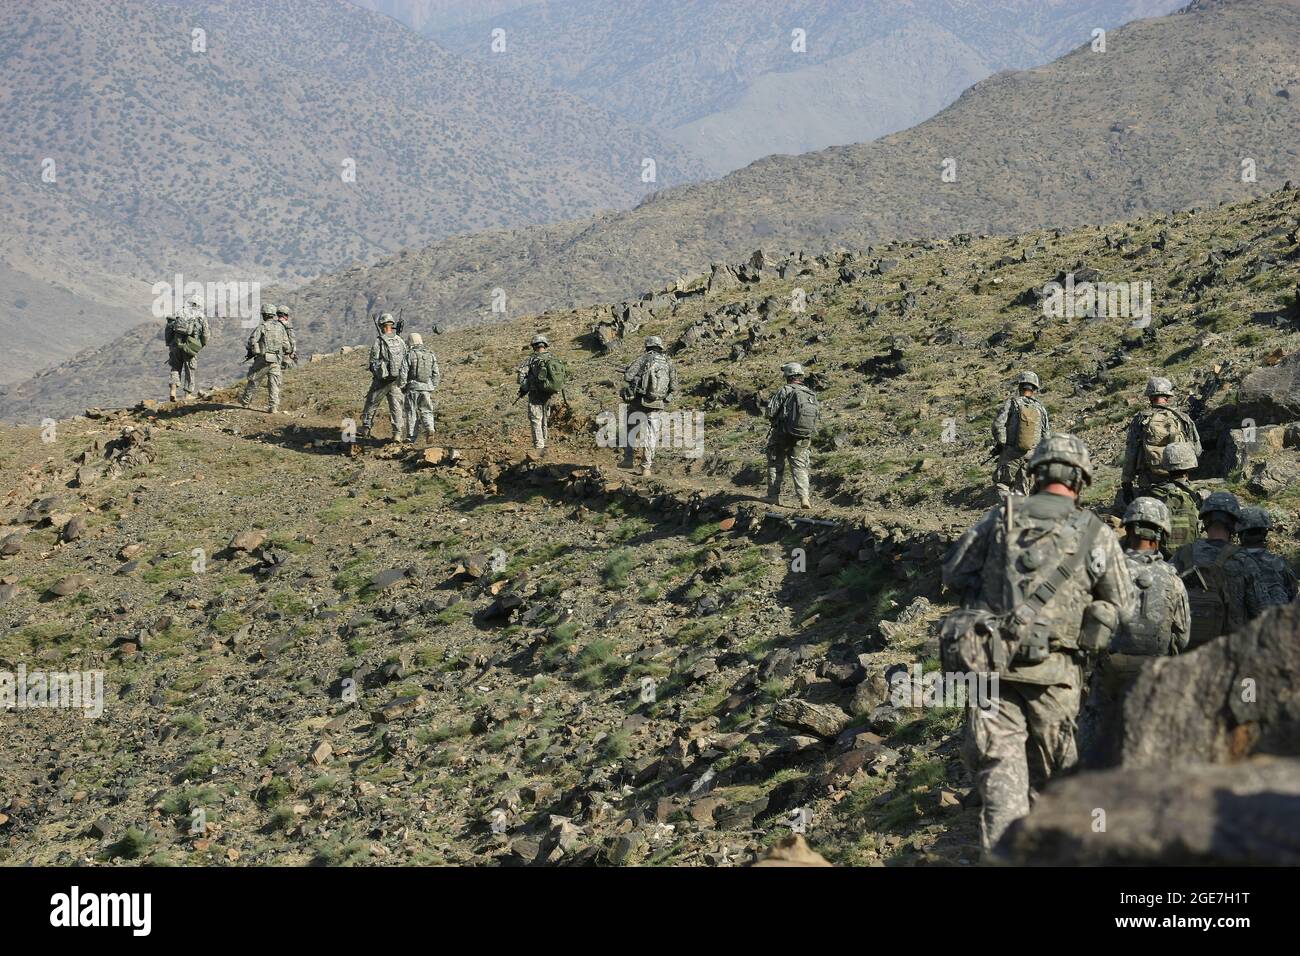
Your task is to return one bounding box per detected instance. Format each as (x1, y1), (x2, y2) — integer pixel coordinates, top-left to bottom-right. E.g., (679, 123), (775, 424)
(531, 334), (549, 347)
(379, 312), (396, 327)
(1160, 441), (1198, 472)
(1028, 432), (1093, 482)
(1237, 505), (1272, 533)
(1199, 491), (1241, 523)
(276, 305), (290, 317)
(1014, 370), (1041, 390)
(645, 336), (665, 351)
(1145, 376), (1175, 398)
(1123, 496), (1171, 535)
(781, 362), (805, 377)
(261, 302), (276, 317)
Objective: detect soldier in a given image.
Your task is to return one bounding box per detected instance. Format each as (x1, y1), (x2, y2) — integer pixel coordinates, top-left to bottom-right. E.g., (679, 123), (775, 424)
(1078, 497), (1189, 768)
(360, 314), (407, 441)
(401, 332), (440, 445)
(239, 303), (295, 413)
(165, 296), (210, 403)
(942, 434), (1134, 852)
(1120, 376), (1202, 503)
(1170, 491), (1278, 648)
(517, 335), (566, 453)
(1237, 506), (1298, 605)
(621, 336), (678, 476)
(1141, 442), (1202, 554)
(764, 362), (818, 509)
(991, 371), (1050, 498)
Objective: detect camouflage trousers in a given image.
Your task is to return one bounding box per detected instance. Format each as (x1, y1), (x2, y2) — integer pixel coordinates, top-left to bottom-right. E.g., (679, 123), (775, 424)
(993, 451), (1032, 498)
(239, 356), (282, 411)
(961, 662), (1082, 853)
(168, 348), (197, 396)
(622, 405), (663, 468)
(405, 390), (436, 441)
(362, 377), (406, 437)
(528, 399), (550, 449)
(767, 432), (811, 502)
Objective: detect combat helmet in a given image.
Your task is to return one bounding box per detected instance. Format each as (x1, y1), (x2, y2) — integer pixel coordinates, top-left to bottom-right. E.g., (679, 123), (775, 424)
(261, 302), (276, 318)
(1160, 442), (1198, 473)
(408, 333), (423, 347)
(530, 334), (549, 347)
(1199, 491), (1241, 526)
(276, 305), (291, 318)
(1123, 496), (1171, 538)
(1145, 376), (1175, 398)
(645, 336), (664, 351)
(1028, 433), (1093, 484)
(378, 312), (396, 328)
(1237, 506), (1272, 534)
(781, 362), (805, 378)
(1014, 370), (1041, 391)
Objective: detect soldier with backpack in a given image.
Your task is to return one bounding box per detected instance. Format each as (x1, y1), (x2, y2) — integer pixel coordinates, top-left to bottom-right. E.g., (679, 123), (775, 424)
(401, 332), (440, 445)
(764, 362), (818, 509)
(991, 371), (1050, 498)
(517, 335), (566, 453)
(1170, 491), (1276, 649)
(239, 303), (295, 413)
(164, 297), (210, 403)
(1120, 377), (1202, 503)
(1237, 506), (1297, 606)
(360, 313), (407, 441)
(1141, 442), (1202, 554)
(1077, 496), (1189, 768)
(620, 336), (678, 476)
(942, 434), (1133, 852)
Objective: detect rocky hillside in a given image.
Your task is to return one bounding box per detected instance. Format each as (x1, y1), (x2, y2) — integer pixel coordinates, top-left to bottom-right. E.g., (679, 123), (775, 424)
(430, 0), (1185, 175)
(9, 0), (1293, 422)
(1, 187), (1296, 865)
(0, 0), (702, 381)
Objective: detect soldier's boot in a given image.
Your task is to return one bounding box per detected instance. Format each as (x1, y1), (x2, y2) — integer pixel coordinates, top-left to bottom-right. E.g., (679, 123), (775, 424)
(359, 424), (373, 440)
(640, 462), (652, 477)
(169, 383), (178, 402)
(799, 496), (812, 510)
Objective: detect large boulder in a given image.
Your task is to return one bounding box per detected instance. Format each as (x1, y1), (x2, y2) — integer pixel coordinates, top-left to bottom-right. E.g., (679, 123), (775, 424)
(1120, 601), (1300, 768)
(1237, 349), (1300, 424)
(1001, 756), (1300, 865)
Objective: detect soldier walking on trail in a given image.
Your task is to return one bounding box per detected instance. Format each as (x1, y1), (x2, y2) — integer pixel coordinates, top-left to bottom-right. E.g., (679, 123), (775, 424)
(764, 362), (818, 509)
(239, 303), (296, 413)
(1237, 506), (1298, 606)
(361, 313), (407, 441)
(1120, 376), (1201, 503)
(1077, 496), (1189, 769)
(941, 434), (1134, 852)
(991, 371), (1050, 498)
(165, 296), (210, 403)
(517, 335), (566, 453)
(1170, 491), (1279, 649)
(402, 332), (440, 445)
(1141, 442), (1202, 554)
(621, 336), (678, 476)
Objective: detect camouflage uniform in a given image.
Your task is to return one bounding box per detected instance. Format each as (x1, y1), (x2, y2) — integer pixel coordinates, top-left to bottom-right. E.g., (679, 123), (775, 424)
(518, 337), (558, 450)
(1170, 539), (1274, 647)
(1079, 534), (1189, 769)
(992, 374), (1050, 498)
(943, 436), (1133, 851)
(1238, 507), (1298, 606)
(361, 324), (408, 439)
(401, 336), (440, 442)
(1121, 379), (1201, 492)
(240, 312), (295, 412)
(165, 300), (209, 399)
(621, 339), (678, 472)
(765, 364), (816, 506)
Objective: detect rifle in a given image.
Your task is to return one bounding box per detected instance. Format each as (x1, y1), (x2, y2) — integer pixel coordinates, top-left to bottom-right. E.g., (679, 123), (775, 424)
(985, 442), (1003, 462)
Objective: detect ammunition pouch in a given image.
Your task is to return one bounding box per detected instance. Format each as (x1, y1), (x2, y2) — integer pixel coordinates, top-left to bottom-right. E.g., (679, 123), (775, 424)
(1079, 600), (1119, 653)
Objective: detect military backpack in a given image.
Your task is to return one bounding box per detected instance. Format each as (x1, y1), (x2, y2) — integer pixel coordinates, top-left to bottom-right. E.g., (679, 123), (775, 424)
(531, 354), (567, 398)
(779, 385), (819, 438)
(636, 354), (672, 403)
(1013, 398), (1043, 454)
(1140, 408), (1189, 474)
(1114, 557), (1179, 655)
(169, 314), (205, 358)
(1174, 543), (1239, 649)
